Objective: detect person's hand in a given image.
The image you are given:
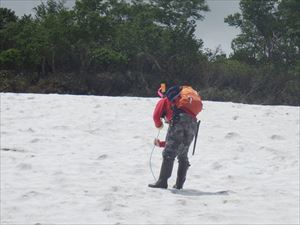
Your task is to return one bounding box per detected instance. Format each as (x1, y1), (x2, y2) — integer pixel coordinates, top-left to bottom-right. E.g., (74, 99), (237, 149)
(164, 117), (170, 124)
(154, 138), (160, 146)
(157, 123), (164, 130)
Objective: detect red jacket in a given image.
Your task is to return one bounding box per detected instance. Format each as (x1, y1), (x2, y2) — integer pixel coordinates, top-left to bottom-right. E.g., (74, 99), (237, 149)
(153, 94), (198, 148)
(153, 97), (173, 128)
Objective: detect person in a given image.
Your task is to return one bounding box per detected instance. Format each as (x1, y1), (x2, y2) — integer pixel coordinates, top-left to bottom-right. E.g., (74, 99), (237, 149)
(149, 85), (201, 189)
(151, 85), (172, 147)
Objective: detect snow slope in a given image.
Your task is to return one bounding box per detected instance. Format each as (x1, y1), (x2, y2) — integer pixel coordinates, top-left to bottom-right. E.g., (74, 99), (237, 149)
(1, 93), (299, 224)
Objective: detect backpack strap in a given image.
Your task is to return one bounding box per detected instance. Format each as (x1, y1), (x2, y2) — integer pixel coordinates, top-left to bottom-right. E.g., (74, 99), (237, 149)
(165, 85), (182, 102)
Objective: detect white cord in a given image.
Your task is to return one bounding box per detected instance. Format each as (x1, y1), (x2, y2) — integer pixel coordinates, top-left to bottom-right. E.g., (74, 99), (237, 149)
(149, 129), (160, 181)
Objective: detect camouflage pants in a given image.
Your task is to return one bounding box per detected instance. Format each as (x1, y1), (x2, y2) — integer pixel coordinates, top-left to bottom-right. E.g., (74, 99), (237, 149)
(163, 113), (198, 162)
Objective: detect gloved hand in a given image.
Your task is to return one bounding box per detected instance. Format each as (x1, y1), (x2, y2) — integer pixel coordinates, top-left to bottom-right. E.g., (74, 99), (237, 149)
(157, 121), (164, 130)
(154, 138), (161, 147)
(164, 117), (170, 124)
(154, 138), (165, 148)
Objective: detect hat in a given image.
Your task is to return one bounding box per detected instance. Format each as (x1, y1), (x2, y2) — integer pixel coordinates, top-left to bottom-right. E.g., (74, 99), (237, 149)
(166, 85), (181, 102)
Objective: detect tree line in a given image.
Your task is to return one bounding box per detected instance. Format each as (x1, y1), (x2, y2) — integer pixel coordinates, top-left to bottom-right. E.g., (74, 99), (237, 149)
(0, 0), (299, 105)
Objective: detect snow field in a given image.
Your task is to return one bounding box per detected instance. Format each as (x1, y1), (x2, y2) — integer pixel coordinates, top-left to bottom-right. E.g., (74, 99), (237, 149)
(1, 93), (299, 224)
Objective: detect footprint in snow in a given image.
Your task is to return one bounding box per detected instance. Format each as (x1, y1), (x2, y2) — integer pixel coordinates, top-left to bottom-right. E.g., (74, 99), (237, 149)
(135, 168), (146, 174)
(111, 186), (120, 192)
(21, 191), (47, 201)
(30, 138), (40, 143)
(225, 132), (240, 139)
(53, 170), (63, 175)
(97, 154), (108, 160)
(237, 146), (244, 152)
(211, 162), (223, 170)
(264, 111), (273, 117)
(270, 135), (285, 140)
(17, 163), (32, 170)
(28, 128), (35, 133)
(232, 115), (239, 120)
(177, 199), (187, 205)
(52, 125), (68, 130)
(18, 128), (35, 133)
(102, 196), (113, 212)
(1, 148), (25, 153)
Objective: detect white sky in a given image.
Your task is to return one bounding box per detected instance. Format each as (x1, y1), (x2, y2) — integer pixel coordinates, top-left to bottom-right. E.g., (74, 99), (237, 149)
(196, 0), (241, 54)
(0, 0), (241, 54)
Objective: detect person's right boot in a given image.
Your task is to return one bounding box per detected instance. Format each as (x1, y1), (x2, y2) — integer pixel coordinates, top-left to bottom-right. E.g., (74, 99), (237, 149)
(173, 159), (190, 189)
(148, 156), (174, 189)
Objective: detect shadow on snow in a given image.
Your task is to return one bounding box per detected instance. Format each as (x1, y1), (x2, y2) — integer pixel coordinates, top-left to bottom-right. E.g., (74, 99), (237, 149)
(170, 189), (233, 196)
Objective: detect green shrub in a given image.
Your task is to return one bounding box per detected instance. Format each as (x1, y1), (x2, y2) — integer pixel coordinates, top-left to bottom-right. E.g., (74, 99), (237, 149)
(89, 48), (128, 71)
(0, 48), (22, 69)
(207, 59), (253, 93)
(201, 87), (243, 103)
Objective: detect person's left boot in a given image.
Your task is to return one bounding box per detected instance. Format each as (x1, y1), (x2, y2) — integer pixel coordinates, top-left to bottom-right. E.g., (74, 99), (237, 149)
(148, 157), (174, 189)
(173, 160), (190, 189)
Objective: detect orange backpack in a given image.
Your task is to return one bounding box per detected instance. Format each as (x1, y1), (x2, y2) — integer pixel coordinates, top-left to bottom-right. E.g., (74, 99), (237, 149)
(176, 86), (203, 116)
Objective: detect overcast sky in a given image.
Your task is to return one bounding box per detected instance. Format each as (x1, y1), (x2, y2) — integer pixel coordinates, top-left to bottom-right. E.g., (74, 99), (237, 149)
(0, 0), (241, 55)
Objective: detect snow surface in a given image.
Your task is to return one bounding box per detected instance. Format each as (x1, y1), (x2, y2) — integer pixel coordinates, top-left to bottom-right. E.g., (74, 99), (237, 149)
(1, 93), (299, 224)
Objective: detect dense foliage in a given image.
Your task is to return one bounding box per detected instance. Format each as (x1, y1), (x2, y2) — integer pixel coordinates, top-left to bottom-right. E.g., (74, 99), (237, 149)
(0, 0), (299, 105)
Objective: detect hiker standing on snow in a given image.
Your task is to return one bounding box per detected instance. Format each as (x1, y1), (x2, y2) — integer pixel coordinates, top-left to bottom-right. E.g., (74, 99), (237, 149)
(149, 85), (203, 189)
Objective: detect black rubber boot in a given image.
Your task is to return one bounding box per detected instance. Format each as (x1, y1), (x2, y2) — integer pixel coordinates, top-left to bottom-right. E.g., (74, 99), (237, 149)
(173, 160), (190, 189)
(148, 157), (174, 189)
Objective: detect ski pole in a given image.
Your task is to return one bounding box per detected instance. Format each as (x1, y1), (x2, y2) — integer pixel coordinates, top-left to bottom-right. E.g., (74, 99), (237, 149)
(192, 120), (201, 155)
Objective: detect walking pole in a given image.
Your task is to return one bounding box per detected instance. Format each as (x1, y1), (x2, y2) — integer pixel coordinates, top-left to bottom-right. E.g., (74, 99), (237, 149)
(192, 120), (201, 155)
